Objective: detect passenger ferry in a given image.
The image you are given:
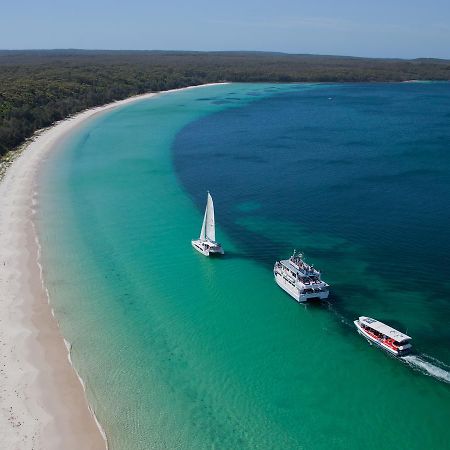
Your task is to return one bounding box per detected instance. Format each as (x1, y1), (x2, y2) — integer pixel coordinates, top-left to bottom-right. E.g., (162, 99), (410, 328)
(273, 251), (329, 302)
(354, 316), (412, 357)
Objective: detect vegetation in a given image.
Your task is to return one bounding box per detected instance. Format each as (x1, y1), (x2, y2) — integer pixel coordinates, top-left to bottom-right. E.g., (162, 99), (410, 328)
(1, 50), (449, 157)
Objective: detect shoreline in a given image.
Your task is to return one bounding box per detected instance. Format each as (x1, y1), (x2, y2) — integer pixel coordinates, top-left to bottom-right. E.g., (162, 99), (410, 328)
(0, 82), (226, 449)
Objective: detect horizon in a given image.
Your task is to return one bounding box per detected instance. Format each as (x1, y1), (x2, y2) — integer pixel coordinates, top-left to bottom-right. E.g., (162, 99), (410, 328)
(1, 48), (449, 62)
(2, 0), (450, 59)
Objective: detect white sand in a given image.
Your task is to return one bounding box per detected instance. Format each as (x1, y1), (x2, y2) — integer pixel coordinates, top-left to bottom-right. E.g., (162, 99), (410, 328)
(0, 83), (225, 449)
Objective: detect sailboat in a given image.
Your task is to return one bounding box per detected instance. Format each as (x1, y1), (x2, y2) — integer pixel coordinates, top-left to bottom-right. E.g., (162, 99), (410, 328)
(191, 191), (224, 256)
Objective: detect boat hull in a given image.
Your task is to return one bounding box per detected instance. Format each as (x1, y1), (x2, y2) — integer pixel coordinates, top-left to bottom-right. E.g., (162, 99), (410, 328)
(191, 239), (224, 257)
(274, 272), (329, 302)
(354, 320), (410, 357)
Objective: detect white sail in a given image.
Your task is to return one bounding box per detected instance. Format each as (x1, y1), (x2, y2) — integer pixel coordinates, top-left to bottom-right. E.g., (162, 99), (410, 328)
(206, 192), (215, 242)
(199, 206), (207, 240)
(191, 191), (223, 256)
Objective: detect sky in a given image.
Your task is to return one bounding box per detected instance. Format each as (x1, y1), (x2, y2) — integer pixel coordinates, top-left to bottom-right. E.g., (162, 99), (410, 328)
(1, 0), (450, 59)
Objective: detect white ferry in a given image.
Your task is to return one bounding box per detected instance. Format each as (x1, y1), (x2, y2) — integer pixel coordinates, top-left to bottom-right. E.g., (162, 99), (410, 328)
(354, 316), (412, 357)
(191, 191), (224, 256)
(273, 251), (329, 302)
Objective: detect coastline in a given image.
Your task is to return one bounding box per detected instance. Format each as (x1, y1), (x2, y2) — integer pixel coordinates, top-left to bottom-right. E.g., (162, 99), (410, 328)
(0, 83), (226, 449)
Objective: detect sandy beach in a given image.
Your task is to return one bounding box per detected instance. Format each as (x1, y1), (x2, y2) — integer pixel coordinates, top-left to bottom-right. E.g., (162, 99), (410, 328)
(0, 83), (224, 449)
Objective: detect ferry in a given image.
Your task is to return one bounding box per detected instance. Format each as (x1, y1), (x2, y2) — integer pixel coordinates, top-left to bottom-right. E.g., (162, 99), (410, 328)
(354, 316), (412, 357)
(191, 191), (224, 256)
(273, 251), (329, 302)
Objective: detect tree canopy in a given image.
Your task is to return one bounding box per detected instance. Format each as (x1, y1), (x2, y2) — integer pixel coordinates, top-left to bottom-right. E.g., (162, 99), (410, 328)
(1, 50), (449, 157)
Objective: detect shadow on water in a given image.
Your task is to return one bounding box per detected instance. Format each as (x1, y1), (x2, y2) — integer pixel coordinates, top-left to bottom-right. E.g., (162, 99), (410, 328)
(219, 249), (255, 262)
(222, 220), (362, 323)
(303, 298), (334, 312)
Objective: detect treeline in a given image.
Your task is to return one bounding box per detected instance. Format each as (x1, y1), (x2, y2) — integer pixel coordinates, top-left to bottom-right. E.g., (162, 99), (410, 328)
(1, 50), (449, 157)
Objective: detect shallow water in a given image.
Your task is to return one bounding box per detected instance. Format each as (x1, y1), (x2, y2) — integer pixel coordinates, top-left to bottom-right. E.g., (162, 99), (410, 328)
(39, 83), (450, 449)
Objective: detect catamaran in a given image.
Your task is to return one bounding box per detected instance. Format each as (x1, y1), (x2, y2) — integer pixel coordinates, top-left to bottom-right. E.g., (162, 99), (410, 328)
(273, 251), (329, 302)
(354, 316), (412, 357)
(191, 191), (224, 256)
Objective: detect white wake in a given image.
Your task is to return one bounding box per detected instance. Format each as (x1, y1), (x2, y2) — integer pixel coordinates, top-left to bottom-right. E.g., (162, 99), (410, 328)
(402, 354), (450, 384)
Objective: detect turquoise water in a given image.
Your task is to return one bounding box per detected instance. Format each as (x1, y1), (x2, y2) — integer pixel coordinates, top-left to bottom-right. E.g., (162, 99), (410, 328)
(38, 83), (450, 450)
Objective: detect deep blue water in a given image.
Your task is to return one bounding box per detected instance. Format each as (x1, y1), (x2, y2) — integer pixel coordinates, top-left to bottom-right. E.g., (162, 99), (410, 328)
(174, 82), (450, 365)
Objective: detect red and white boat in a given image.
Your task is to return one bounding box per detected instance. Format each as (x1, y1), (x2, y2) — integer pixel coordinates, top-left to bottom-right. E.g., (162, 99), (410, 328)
(354, 316), (412, 357)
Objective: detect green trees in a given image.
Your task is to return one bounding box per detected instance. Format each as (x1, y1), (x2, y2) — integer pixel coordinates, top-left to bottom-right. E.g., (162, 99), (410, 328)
(1, 50), (449, 157)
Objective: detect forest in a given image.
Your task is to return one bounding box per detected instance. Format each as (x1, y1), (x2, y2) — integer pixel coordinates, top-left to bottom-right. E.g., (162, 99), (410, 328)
(1, 50), (449, 157)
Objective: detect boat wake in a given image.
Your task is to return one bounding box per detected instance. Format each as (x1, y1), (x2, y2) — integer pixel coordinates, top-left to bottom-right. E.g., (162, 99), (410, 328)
(325, 304), (450, 385)
(402, 354), (450, 384)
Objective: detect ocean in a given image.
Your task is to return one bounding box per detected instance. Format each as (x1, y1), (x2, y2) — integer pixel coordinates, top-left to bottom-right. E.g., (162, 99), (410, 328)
(38, 82), (450, 449)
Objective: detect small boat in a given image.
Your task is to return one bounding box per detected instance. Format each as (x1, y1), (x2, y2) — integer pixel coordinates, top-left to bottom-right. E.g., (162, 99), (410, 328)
(191, 191), (224, 256)
(354, 316), (412, 357)
(273, 250), (329, 302)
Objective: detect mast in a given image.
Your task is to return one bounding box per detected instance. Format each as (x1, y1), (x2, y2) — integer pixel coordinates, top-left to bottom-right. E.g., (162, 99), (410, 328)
(199, 205), (207, 240)
(206, 191), (216, 242)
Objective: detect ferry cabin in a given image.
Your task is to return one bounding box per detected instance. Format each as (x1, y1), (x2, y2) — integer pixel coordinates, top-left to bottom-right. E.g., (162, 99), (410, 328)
(355, 317), (412, 356)
(273, 258), (329, 301)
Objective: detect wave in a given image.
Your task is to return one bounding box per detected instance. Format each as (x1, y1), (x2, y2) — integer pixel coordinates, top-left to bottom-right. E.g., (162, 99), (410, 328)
(402, 354), (450, 384)
(31, 195), (110, 449)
